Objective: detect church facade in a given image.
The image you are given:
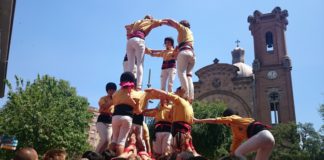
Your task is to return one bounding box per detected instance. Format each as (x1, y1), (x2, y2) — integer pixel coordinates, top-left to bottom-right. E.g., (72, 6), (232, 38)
(194, 7), (296, 125)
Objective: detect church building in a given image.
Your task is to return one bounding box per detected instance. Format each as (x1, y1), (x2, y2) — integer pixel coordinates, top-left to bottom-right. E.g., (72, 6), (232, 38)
(194, 7), (296, 125)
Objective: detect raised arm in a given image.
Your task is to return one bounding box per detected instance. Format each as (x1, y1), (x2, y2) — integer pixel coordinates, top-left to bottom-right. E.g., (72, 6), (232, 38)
(163, 19), (181, 29)
(145, 88), (182, 106)
(150, 49), (164, 53)
(144, 88), (169, 100)
(144, 48), (164, 56)
(145, 19), (168, 34)
(159, 19), (169, 26)
(195, 117), (233, 124)
(194, 118), (219, 124)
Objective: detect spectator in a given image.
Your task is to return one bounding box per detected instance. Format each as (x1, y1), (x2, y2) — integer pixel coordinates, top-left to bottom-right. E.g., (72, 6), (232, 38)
(13, 147), (38, 160)
(43, 149), (67, 160)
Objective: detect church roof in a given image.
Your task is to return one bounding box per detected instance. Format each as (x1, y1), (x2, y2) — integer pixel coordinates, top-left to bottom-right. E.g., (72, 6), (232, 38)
(233, 46), (244, 51)
(195, 62), (253, 79)
(233, 62), (253, 77)
(195, 63), (239, 79)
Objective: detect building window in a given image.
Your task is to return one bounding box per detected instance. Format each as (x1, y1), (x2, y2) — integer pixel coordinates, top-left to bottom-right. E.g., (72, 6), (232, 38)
(269, 92), (279, 124)
(266, 32), (274, 53)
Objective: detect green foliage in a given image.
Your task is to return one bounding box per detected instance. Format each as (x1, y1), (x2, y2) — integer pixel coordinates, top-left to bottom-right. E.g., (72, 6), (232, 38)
(270, 122), (324, 160)
(320, 104), (324, 121)
(320, 104), (324, 131)
(191, 101), (231, 159)
(270, 122), (305, 160)
(270, 100), (323, 160)
(320, 103), (324, 158)
(298, 123), (324, 160)
(0, 75), (92, 159)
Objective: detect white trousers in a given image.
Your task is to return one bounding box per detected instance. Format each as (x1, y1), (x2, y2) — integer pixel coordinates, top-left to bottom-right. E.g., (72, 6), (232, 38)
(95, 122), (112, 152)
(111, 115), (133, 146)
(126, 37), (145, 89)
(177, 50), (195, 100)
(131, 124), (146, 151)
(161, 68), (177, 92)
(123, 61), (137, 79)
(153, 132), (172, 155)
(235, 130), (275, 160)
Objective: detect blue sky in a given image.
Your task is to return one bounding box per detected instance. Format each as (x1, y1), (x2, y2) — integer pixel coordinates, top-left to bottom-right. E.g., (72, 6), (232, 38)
(1, 0), (323, 130)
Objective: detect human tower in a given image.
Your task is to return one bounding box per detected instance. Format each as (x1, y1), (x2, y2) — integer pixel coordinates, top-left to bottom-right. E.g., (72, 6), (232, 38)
(95, 15), (275, 160)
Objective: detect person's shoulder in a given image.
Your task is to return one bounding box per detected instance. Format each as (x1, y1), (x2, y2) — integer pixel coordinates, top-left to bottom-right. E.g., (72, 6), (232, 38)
(228, 115), (244, 121)
(167, 92), (178, 98)
(231, 115), (241, 118)
(232, 115), (255, 124)
(113, 89), (124, 96)
(242, 117), (255, 122)
(140, 19), (153, 24)
(134, 19), (143, 23)
(132, 90), (145, 95)
(233, 115), (253, 120)
(100, 95), (108, 99)
(99, 95), (107, 101)
(131, 89), (146, 98)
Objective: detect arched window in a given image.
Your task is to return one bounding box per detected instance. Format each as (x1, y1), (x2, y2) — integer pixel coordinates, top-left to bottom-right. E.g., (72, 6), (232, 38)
(266, 32), (274, 52)
(269, 92), (279, 124)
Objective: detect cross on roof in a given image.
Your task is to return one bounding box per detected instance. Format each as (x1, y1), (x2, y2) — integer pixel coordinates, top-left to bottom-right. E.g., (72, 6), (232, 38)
(235, 40), (240, 47)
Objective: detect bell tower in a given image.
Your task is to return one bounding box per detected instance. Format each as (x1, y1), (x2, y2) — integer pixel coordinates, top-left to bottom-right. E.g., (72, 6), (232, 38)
(248, 7), (296, 125)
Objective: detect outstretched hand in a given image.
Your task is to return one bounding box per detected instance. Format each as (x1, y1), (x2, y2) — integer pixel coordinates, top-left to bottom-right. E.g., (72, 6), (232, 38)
(144, 48), (152, 54)
(162, 19), (178, 27)
(193, 117), (201, 123)
(160, 19), (169, 25)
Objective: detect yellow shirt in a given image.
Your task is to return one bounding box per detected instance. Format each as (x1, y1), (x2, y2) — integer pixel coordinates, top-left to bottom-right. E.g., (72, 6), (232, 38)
(156, 104), (173, 122)
(150, 49), (176, 61)
(173, 22), (194, 45)
(145, 91), (193, 124)
(213, 115), (254, 154)
(167, 93), (194, 124)
(112, 89), (149, 114)
(98, 95), (114, 115)
(130, 19), (162, 36)
(144, 104), (173, 123)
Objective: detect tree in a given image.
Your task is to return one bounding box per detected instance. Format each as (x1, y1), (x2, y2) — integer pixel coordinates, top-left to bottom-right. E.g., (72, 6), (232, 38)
(319, 103), (324, 157)
(320, 104), (324, 131)
(270, 122), (324, 160)
(298, 122), (323, 160)
(0, 75), (92, 159)
(270, 122), (306, 160)
(191, 101), (231, 159)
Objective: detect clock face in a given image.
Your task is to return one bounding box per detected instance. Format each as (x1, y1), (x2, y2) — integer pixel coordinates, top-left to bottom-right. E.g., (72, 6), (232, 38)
(267, 70), (278, 80)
